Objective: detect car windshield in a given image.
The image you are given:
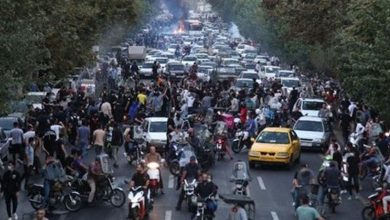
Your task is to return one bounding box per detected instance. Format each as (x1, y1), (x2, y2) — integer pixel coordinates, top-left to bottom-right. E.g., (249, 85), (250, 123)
(25, 95), (44, 103)
(235, 80), (253, 88)
(11, 101), (28, 113)
(0, 118), (15, 130)
(265, 67), (279, 73)
(142, 63), (154, 68)
(156, 59), (167, 63)
(149, 121), (167, 132)
(302, 101), (324, 111)
(256, 131), (290, 144)
(282, 80), (300, 88)
(183, 56), (197, 61)
(294, 121), (324, 132)
(279, 71), (294, 77)
(169, 64), (184, 71)
(242, 73), (259, 79)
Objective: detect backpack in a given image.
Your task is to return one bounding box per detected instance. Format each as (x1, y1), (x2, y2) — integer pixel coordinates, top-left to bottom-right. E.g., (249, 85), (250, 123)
(44, 161), (65, 181)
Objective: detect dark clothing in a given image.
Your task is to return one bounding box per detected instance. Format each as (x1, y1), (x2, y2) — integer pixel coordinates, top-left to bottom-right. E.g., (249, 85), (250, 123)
(345, 151), (360, 175)
(43, 130), (57, 156)
(377, 138), (389, 159)
(111, 127), (123, 146)
(56, 138), (66, 164)
(5, 193), (18, 218)
(195, 181), (218, 198)
(64, 156), (75, 175)
(2, 170), (21, 195)
(183, 163), (200, 180)
(324, 167), (341, 187)
(332, 151), (343, 170)
(132, 172), (149, 187)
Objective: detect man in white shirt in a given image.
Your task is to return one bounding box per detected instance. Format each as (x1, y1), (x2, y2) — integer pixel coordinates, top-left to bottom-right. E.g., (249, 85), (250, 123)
(101, 101), (113, 119)
(23, 125), (36, 145)
(50, 120), (64, 140)
(348, 101), (357, 117)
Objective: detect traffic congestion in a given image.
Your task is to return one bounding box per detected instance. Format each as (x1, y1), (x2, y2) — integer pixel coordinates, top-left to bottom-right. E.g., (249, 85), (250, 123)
(0, 1), (389, 220)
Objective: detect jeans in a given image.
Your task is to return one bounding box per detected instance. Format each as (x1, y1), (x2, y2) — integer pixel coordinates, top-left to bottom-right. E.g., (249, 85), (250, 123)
(79, 142), (88, 159)
(43, 179), (52, 206)
(4, 193), (18, 218)
(383, 195), (390, 214)
(87, 179), (96, 203)
(292, 185), (310, 209)
(111, 145), (119, 164)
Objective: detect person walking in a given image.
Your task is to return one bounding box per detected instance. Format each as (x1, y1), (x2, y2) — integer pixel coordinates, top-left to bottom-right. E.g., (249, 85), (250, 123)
(24, 137), (35, 189)
(92, 125), (105, 156)
(2, 162), (21, 220)
(9, 122), (24, 164)
(110, 122), (123, 168)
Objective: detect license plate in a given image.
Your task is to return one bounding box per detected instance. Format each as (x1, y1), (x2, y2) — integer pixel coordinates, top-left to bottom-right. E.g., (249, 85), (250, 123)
(301, 142), (312, 147)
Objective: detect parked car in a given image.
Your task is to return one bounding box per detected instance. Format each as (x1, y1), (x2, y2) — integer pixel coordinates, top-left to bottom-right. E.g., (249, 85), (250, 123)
(293, 116), (331, 150)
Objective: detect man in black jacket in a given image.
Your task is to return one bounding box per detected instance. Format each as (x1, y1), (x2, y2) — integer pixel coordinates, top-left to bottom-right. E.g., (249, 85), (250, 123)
(2, 162), (21, 220)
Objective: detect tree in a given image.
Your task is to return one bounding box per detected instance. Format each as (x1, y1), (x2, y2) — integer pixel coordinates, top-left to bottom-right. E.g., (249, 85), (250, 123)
(338, 0), (390, 122)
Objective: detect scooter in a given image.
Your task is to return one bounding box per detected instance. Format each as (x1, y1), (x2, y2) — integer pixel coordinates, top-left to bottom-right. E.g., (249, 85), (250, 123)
(127, 186), (149, 220)
(146, 161), (163, 197)
(195, 194), (217, 220)
(232, 130), (253, 154)
(124, 140), (145, 166)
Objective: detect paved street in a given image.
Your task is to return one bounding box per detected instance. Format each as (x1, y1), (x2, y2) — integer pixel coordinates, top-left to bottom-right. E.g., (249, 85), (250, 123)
(1, 141), (368, 220)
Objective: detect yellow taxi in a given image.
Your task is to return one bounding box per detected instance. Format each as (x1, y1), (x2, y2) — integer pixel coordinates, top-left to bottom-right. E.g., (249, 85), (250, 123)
(248, 127), (301, 169)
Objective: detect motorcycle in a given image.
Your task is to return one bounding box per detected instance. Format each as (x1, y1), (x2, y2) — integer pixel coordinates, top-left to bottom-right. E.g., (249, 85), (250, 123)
(167, 142), (186, 176)
(71, 174), (126, 208)
(125, 139), (145, 166)
(232, 130), (253, 154)
(127, 186), (150, 220)
(317, 155), (333, 186)
(195, 194), (217, 220)
(193, 124), (215, 171)
(215, 135), (226, 160)
(230, 161), (251, 196)
(27, 176), (82, 212)
(362, 187), (390, 220)
(183, 178), (198, 212)
(326, 187), (341, 213)
(146, 161), (163, 197)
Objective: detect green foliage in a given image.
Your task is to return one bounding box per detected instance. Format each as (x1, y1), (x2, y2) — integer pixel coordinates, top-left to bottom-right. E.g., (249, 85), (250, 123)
(338, 0), (390, 122)
(0, 0), (153, 114)
(209, 0), (390, 122)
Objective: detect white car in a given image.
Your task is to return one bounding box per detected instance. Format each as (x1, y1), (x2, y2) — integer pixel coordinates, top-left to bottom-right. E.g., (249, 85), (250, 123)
(239, 70), (261, 84)
(181, 55), (198, 66)
(293, 116), (331, 150)
(280, 77), (301, 95)
(139, 61), (155, 77)
(149, 57), (168, 71)
(277, 70), (295, 78)
(141, 117), (168, 152)
(293, 98), (325, 117)
(260, 65), (280, 79)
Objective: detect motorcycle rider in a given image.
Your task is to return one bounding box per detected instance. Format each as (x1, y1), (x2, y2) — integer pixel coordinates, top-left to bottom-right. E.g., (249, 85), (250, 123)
(292, 164), (315, 209)
(319, 161), (341, 208)
(344, 143), (360, 200)
(194, 173), (219, 218)
(187, 128), (201, 154)
(144, 146), (164, 194)
(87, 157), (104, 205)
(129, 163), (150, 212)
(176, 156), (201, 210)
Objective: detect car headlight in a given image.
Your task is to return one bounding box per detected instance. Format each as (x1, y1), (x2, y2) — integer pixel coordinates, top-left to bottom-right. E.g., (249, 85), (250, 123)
(248, 151), (260, 157)
(313, 138), (324, 143)
(276, 152), (289, 157)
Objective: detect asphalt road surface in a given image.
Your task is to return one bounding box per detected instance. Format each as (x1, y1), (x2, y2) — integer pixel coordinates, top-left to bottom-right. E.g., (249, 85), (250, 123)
(0, 138), (369, 220)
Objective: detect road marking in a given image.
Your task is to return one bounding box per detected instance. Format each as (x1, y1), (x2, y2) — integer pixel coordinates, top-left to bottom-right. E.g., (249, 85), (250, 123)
(257, 176), (266, 190)
(168, 174), (174, 189)
(165, 210), (172, 220)
(271, 211), (279, 220)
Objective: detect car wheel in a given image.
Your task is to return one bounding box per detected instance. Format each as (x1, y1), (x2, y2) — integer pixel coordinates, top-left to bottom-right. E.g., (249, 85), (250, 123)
(287, 156), (294, 170)
(296, 153), (301, 164)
